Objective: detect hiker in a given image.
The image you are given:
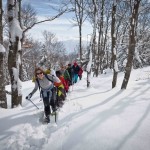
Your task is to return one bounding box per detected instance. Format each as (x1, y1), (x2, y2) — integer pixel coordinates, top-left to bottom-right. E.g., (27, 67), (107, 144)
(26, 67), (61, 123)
(67, 63), (74, 86)
(72, 62), (80, 83)
(55, 70), (67, 107)
(78, 66), (83, 80)
(60, 66), (70, 92)
(56, 70), (68, 94)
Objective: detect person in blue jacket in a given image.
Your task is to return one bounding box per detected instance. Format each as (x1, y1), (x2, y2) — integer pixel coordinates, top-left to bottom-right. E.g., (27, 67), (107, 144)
(72, 62), (80, 83)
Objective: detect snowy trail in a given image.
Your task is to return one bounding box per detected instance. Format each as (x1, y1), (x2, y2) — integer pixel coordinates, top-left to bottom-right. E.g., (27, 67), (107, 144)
(0, 88), (84, 150)
(1, 68), (150, 150)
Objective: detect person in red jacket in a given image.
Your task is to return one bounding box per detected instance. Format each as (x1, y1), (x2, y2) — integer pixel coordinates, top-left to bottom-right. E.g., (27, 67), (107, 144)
(78, 66), (83, 80)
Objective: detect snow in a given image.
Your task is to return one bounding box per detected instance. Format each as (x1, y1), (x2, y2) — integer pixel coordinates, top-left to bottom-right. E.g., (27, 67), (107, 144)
(0, 44), (6, 53)
(11, 67), (22, 96)
(135, 47), (142, 64)
(9, 18), (22, 42)
(86, 48), (92, 72)
(18, 40), (21, 51)
(1, 67), (150, 150)
(7, 1), (22, 43)
(114, 60), (119, 72)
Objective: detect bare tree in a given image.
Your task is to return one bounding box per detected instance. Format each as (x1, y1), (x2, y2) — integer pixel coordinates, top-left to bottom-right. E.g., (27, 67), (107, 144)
(70, 0), (87, 62)
(86, 0), (97, 87)
(7, 0), (23, 108)
(41, 31), (66, 68)
(0, 0), (7, 108)
(95, 0), (105, 76)
(121, 0), (141, 89)
(11, 2), (67, 82)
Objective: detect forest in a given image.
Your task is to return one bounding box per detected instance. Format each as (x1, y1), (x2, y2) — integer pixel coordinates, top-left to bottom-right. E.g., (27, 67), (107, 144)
(0, 0), (149, 109)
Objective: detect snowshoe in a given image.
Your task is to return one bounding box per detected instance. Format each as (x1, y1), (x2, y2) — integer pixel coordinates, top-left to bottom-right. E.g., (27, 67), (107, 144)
(43, 116), (50, 124)
(51, 111), (58, 123)
(57, 101), (64, 108)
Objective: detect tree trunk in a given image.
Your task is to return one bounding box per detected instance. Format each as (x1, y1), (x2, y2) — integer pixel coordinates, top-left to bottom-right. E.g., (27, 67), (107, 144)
(95, 0), (104, 77)
(87, 71), (90, 87)
(86, 0), (97, 87)
(121, 0), (141, 89)
(8, 37), (22, 108)
(0, 53), (7, 108)
(111, 1), (118, 88)
(79, 24), (82, 61)
(7, 0), (22, 108)
(95, 30), (101, 77)
(0, 0), (7, 108)
(103, 12), (110, 69)
(18, 0), (24, 82)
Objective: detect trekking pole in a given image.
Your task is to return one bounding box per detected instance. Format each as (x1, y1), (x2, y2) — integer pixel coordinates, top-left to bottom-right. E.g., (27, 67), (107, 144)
(27, 98), (39, 109)
(72, 83), (74, 91)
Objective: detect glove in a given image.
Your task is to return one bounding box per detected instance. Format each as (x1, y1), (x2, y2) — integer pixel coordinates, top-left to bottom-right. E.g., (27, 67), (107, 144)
(26, 93), (32, 100)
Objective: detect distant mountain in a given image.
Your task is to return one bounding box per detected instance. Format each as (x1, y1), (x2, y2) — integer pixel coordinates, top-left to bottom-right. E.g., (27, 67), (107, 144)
(62, 40), (79, 53)
(62, 39), (87, 54)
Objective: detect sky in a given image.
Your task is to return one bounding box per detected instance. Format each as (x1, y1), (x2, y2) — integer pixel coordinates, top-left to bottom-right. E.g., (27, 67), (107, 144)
(0, 66), (150, 150)
(23, 0), (92, 51)
(3, 0), (92, 52)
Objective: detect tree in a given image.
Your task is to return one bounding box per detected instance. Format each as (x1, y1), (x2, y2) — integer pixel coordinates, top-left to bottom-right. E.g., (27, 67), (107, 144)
(0, 0), (7, 108)
(111, 0), (118, 88)
(121, 0), (141, 89)
(41, 30), (66, 68)
(70, 0), (87, 62)
(7, 0), (23, 108)
(20, 4), (67, 81)
(86, 0), (97, 87)
(95, 0), (105, 76)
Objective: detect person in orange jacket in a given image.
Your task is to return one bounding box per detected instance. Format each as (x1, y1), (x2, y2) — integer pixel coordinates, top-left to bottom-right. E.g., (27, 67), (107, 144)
(54, 77), (66, 107)
(56, 70), (69, 93)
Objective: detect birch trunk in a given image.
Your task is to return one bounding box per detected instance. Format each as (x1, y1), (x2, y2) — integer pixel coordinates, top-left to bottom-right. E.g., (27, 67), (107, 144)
(0, 0), (7, 108)
(121, 0), (141, 89)
(7, 0), (22, 108)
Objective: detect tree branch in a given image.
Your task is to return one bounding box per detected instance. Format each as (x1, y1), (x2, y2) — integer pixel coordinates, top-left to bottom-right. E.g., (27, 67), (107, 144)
(23, 9), (67, 34)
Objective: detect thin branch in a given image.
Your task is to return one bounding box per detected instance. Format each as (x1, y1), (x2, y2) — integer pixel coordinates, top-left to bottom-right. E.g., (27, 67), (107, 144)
(23, 9), (67, 34)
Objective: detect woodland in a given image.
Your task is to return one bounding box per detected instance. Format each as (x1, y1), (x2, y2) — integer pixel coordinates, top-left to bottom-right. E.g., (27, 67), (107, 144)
(0, 0), (149, 109)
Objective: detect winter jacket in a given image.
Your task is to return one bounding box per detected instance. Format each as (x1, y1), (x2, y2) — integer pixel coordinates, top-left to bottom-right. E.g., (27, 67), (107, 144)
(72, 65), (80, 74)
(31, 74), (60, 95)
(78, 67), (83, 76)
(63, 70), (71, 80)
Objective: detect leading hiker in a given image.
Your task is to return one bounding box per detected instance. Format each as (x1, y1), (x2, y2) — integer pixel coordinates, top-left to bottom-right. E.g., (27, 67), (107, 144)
(26, 67), (61, 123)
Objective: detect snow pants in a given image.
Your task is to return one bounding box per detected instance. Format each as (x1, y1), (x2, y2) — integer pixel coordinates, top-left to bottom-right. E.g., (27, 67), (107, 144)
(41, 87), (57, 117)
(73, 74), (78, 83)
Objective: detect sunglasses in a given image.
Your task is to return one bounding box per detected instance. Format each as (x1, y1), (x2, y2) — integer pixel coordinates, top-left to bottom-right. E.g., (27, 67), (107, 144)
(36, 72), (43, 75)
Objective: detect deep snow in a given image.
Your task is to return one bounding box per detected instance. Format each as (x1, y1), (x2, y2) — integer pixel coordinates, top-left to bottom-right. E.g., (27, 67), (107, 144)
(0, 67), (150, 150)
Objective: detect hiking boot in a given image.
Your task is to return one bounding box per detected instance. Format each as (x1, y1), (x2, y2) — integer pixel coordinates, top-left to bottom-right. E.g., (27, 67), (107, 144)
(44, 116), (50, 123)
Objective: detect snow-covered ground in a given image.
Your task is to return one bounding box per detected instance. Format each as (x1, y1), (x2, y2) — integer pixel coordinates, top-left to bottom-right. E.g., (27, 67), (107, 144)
(0, 67), (150, 150)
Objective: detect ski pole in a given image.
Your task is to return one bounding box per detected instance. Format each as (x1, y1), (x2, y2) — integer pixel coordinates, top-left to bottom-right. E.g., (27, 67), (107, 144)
(27, 98), (39, 109)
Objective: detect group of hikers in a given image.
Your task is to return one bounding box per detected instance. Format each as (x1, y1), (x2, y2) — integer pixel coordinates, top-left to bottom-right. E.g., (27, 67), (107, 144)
(26, 62), (83, 123)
